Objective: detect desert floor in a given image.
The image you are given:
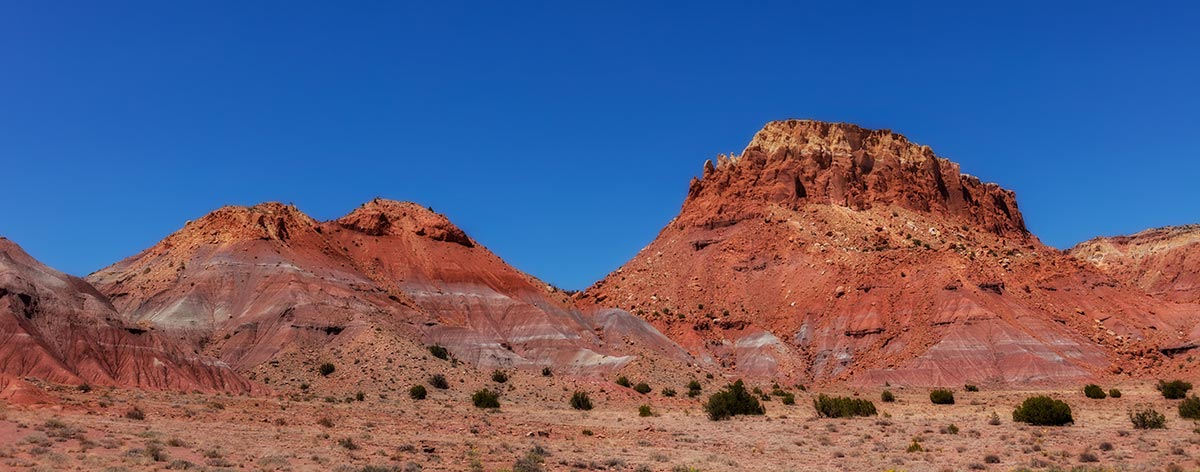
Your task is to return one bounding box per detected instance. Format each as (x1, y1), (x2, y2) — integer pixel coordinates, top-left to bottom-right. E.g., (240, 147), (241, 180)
(1, 379), (1197, 472)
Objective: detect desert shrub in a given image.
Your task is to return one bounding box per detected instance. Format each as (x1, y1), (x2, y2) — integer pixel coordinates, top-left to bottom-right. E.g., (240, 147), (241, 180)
(1178, 395), (1200, 419)
(1079, 450), (1099, 462)
(125, 406), (146, 421)
(1109, 388), (1122, 398)
(661, 388), (677, 397)
(1083, 384), (1106, 399)
(616, 376), (632, 388)
(409, 385), (427, 400)
(930, 389), (955, 405)
(492, 370), (509, 383)
(941, 423), (960, 434)
(813, 394), (877, 418)
(686, 380), (702, 398)
(337, 437), (359, 450)
(429, 374), (449, 389)
(638, 405), (653, 417)
(318, 363), (336, 377)
(541, 366), (552, 377)
(633, 383), (651, 395)
(1157, 380), (1193, 400)
(881, 390), (895, 402)
(512, 447), (546, 472)
(906, 438), (923, 453)
(1012, 396), (1073, 426)
(472, 389), (500, 409)
(570, 391), (593, 411)
(78, 383), (92, 393)
(781, 392), (795, 405)
(987, 411), (1002, 425)
(355, 391), (365, 401)
(983, 454), (1000, 463)
(428, 345), (449, 360)
(317, 416), (334, 427)
(1098, 441), (1114, 451)
(964, 384), (980, 392)
(704, 380), (765, 420)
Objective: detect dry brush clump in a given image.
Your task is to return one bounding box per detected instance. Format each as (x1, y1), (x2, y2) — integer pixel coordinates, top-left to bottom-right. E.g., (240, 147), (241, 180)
(813, 394), (877, 418)
(704, 380), (765, 420)
(1012, 396), (1073, 426)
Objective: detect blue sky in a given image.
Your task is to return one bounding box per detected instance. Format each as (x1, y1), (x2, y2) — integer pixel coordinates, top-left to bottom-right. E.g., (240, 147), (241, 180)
(1, 1), (1197, 290)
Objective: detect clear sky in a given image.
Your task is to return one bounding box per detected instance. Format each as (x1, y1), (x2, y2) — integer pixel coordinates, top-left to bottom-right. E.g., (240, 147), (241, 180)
(1, 1), (1197, 290)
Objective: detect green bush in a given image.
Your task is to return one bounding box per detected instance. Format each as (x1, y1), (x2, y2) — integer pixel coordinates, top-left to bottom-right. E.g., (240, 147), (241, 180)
(429, 374), (449, 389)
(1157, 380), (1193, 400)
(1083, 384), (1106, 399)
(661, 388), (677, 397)
(1179, 395), (1200, 420)
(964, 384), (979, 392)
(472, 389), (500, 409)
(780, 393), (795, 405)
(638, 404), (653, 417)
(633, 383), (652, 395)
(881, 390), (895, 402)
(616, 376), (632, 388)
(704, 380), (765, 421)
(813, 394), (877, 418)
(428, 345), (449, 360)
(1109, 388), (1122, 398)
(492, 370), (509, 383)
(930, 389), (955, 405)
(570, 391), (593, 411)
(686, 380), (702, 398)
(409, 385), (427, 400)
(1012, 396), (1073, 426)
(318, 363), (336, 377)
(541, 366), (552, 377)
(1130, 407), (1166, 429)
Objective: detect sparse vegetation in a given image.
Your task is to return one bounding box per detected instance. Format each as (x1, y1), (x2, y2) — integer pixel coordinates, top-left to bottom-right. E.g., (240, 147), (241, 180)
(428, 345), (449, 360)
(429, 374), (449, 389)
(616, 376), (632, 388)
(337, 437), (359, 450)
(633, 382), (651, 394)
(318, 362), (336, 377)
(1157, 380), (1193, 399)
(541, 366), (552, 377)
(492, 370), (509, 383)
(662, 387), (677, 397)
(906, 438), (923, 453)
(472, 389), (500, 409)
(1178, 395), (1200, 419)
(570, 391), (593, 411)
(409, 385), (427, 400)
(1083, 384), (1106, 399)
(813, 394), (877, 418)
(881, 390), (895, 402)
(930, 389), (955, 405)
(686, 380), (702, 398)
(941, 423), (960, 435)
(964, 384), (979, 392)
(638, 404), (653, 417)
(125, 406), (146, 421)
(780, 392), (795, 405)
(987, 411), (1002, 425)
(317, 416), (334, 427)
(1109, 388), (1122, 398)
(1012, 396), (1073, 426)
(705, 380), (765, 420)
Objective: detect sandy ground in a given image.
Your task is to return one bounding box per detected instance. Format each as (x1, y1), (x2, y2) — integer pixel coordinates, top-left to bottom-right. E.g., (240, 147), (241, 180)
(1, 379), (1198, 472)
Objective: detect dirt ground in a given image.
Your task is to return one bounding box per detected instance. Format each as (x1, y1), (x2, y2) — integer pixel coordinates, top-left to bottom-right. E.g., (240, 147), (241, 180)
(1, 379), (1198, 472)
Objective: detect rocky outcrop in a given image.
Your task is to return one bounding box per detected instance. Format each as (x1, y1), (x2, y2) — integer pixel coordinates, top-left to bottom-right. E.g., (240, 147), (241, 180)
(1070, 225), (1200, 303)
(681, 120), (1027, 237)
(581, 119), (1200, 387)
(0, 237), (254, 393)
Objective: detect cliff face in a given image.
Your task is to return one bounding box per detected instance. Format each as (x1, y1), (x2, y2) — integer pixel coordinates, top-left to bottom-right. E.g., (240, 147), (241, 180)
(581, 120), (1200, 386)
(87, 200), (691, 390)
(1071, 225), (1200, 304)
(0, 237), (254, 394)
(681, 120), (1027, 237)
